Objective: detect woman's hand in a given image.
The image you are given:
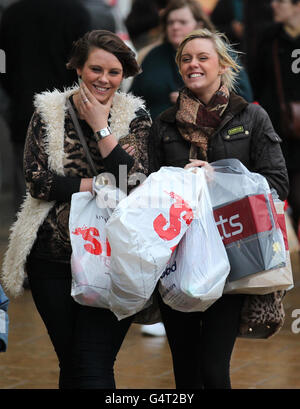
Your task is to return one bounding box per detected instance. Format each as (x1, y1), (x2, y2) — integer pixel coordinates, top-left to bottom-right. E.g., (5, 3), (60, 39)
(169, 91), (179, 105)
(122, 143), (135, 156)
(75, 82), (113, 132)
(185, 159), (214, 181)
(74, 81), (118, 158)
(184, 159), (208, 169)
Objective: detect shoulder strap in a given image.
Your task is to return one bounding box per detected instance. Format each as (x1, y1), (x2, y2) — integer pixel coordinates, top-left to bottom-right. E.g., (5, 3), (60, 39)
(66, 98), (98, 176)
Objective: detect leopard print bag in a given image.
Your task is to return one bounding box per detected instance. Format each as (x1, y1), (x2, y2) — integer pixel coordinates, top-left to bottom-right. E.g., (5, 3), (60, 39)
(238, 291), (285, 339)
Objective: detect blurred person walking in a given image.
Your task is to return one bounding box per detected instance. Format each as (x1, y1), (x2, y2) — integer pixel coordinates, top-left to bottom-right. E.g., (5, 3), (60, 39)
(0, 0), (90, 213)
(125, 0), (169, 51)
(243, 0), (274, 83)
(252, 0), (300, 238)
(79, 0), (116, 32)
(210, 0), (245, 52)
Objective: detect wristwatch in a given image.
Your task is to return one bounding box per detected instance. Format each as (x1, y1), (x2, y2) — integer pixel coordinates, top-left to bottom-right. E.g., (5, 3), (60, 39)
(94, 126), (112, 142)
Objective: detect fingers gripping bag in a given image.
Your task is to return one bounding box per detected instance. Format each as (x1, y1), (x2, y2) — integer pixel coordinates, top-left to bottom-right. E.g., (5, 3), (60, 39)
(106, 166), (204, 320)
(204, 159), (286, 282)
(69, 185), (126, 308)
(159, 168), (231, 312)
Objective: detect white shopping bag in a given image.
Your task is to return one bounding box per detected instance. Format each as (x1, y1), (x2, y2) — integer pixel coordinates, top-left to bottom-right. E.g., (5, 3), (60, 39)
(106, 166), (204, 320)
(159, 169), (231, 312)
(69, 185), (126, 308)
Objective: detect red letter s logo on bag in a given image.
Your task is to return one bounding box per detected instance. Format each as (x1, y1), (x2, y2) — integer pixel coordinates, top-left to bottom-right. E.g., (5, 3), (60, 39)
(72, 227), (111, 256)
(153, 191), (193, 242)
(72, 227), (102, 255)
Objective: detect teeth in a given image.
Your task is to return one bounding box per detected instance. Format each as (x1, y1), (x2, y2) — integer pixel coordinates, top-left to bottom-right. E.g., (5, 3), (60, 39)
(189, 74), (202, 78)
(94, 86), (108, 92)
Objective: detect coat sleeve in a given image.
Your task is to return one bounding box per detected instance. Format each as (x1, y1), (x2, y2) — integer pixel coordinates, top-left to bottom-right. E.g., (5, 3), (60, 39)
(126, 108), (152, 178)
(250, 105), (289, 200)
(24, 111), (81, 202)
(114, 108), (151, 192)
(148, 117), (164, 174)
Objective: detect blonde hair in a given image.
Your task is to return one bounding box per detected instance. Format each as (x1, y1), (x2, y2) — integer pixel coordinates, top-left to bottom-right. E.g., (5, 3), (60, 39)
(176, 28), (241, 91)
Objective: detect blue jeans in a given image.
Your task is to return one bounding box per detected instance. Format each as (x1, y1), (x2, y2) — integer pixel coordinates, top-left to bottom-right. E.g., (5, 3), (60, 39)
(27, 257), (133, 389)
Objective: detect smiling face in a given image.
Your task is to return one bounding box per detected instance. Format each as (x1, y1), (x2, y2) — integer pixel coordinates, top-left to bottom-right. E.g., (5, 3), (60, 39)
(179, 37), (225, 104)
(166, 6), (198, 49)
(77, 47), (123, 104)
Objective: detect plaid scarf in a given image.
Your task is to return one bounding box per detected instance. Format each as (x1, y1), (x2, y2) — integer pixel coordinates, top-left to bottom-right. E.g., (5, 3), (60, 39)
(176, 85), (229, 160)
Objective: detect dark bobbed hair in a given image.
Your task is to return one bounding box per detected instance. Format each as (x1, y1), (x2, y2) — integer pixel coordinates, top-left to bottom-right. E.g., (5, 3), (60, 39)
(66, 30), (140, 78)
(160, 0), (215, 41)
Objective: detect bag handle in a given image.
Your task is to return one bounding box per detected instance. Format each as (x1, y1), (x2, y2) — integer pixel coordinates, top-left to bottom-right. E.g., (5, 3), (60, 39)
(66, 98), (98, 176)
(210, 158), (250, 175)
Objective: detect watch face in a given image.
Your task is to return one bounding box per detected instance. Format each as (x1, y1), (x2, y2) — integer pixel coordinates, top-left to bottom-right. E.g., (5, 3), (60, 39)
(100, 127), (111, 138)
(95, 127), (111, 141)
(100, 128), (109, 137)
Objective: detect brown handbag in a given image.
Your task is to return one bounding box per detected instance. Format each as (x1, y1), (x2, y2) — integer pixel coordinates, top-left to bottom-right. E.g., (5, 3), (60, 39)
(273, 39), (300, 141)
(238, 290), (285, 339)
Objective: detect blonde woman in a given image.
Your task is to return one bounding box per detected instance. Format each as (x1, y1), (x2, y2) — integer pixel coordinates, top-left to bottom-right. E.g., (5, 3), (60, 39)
(148, 29), (288, 389)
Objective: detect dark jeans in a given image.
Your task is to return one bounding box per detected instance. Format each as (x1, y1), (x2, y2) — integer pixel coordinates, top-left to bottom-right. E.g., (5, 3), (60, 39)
(27, 257), (244, 389)
(26, 257), (133, 389)
(158, 292), (245, 389)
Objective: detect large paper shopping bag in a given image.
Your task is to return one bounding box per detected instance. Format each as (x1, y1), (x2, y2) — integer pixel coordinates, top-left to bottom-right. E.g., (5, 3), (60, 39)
(223, 200), (293, 294)
(213, 193), (286, 282)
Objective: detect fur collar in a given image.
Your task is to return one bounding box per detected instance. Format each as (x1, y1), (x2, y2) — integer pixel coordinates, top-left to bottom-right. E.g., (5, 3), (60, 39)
(34, 85), (146, 140)
(1, 87), (146, 297)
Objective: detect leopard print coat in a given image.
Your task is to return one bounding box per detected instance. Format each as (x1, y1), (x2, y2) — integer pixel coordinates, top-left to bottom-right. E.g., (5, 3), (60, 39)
(24, 98), (150, 263)
(1, 87), (151, 296)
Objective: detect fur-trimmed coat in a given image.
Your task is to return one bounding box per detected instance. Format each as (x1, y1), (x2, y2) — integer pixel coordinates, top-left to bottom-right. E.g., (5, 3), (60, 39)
(1, 87), (151, 297)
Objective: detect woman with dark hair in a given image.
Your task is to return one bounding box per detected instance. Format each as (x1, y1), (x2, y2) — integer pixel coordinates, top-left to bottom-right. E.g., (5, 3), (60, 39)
(1, 30), (151, 389)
